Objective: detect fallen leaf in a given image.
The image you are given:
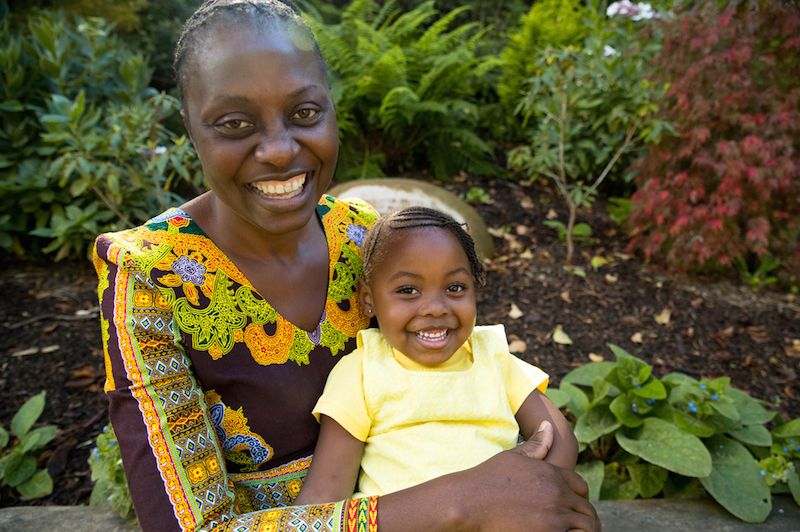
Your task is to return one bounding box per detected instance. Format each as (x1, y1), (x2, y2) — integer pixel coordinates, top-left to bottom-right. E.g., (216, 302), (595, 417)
(588, 353), (604, 362)
(590, 256), (609, 271)
(621, 315), (641, 326)
(520, 196), (535, 209)
(488, 227), (507, 238)
(685, 327), (695, 338)
(515, 225), (530, 236)
(560, 291), (572, 304)
(519, 249), (534, 260)
(41, 344), (60, 354)
(713, 326), (735, 346)
(605, 274), (619, 284)
(631, 332), (644, 344)
(654, 308), (671, 325)
(746, 326), (770, 343)
(690, 297), (704, 308)
(11, 347), (40, 357)
(42, 323), (58, 334)
(509, 339), (527, 353)
(64, 378), (96, 390)
(508, 303), (524, 319)
(71, 365), (103, 379)
(546, 209), (558, 220)
(553, 325), (573, 345)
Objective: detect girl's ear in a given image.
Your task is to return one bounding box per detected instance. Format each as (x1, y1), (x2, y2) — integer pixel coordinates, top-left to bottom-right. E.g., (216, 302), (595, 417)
(358, 280), (374, 317)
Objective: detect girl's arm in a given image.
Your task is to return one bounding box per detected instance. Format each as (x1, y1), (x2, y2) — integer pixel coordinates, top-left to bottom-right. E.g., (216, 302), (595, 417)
(515, 390), (579, 470)
(294, 415), (365, 505)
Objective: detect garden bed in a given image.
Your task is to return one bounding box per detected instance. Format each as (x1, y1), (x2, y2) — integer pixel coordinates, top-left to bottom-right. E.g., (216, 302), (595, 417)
(1, 176), (798, 507)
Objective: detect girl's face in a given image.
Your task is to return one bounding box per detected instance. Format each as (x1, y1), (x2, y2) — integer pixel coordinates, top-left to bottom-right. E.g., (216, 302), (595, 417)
(181, 24), (338, 236)
(360, 227), (477, 366)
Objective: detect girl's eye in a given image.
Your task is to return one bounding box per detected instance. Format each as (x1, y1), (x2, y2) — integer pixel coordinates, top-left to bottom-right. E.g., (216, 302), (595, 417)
(292, 108), (319, 121)
(447, 283), (466, 294)
(396, 286), (418, 295)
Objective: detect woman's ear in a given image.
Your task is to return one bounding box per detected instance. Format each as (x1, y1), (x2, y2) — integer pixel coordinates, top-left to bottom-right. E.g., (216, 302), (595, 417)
(358, 280), (374, 317)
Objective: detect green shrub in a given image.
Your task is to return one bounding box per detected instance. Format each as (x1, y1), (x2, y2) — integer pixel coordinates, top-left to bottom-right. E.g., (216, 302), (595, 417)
(0, 10), (201, 260)
(497, 0), (589, 125)
(548, 345), (800, 522)
(302, 0), (499, 180)
(0, 392), (57, 500)
(506, 16), (671, 264)
(89, 424), (136, 522)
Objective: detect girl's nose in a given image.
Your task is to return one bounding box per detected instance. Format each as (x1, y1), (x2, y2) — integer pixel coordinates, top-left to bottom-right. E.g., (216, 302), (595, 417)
(420, 294), (448, 316)
(253, 127), (299, 168)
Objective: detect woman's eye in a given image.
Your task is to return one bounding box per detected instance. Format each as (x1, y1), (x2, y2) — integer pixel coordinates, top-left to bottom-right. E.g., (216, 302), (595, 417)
(292, 108), (319, 121)
(217, 118), (253, 131)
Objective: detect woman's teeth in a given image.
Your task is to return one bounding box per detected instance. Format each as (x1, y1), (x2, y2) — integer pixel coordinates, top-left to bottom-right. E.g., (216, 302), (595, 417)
(251, 173), (306, 199)
(417, 329), (448, 342)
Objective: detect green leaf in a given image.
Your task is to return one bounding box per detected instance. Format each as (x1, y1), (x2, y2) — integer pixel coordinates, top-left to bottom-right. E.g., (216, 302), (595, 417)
(571, 223), (592, 238)
(11, 391), (46, 437)
(728, 388), (775, 426)
(20, 426), (57, 453)
(788, 469), (800, 507)
(576, 460), (604, 501)
(575, 405), (621, 444)
(0, 426), (8, 449)
(628, 463), (668, 498)
(16, 469), (53, 499)
(772, 418), (800, 438)
(630, 379), (667, 400)
(560, 382), (590, 417)
(600, 464), (638, 500)
(616, 418), (711, 477)
(3, 452), (36, 487)
(729, 425), (771, 447)
(545, 388), (570, 409)
(610, 394), (645, 427)
(562, 361), (615, 387)
(671, 409), (716, 437)
(708, 399), (740, 423)
(699, 435), (771, 523)
(662, 372), (697, 387)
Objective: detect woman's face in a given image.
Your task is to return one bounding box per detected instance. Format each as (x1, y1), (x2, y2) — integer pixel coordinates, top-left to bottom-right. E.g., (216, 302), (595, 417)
(181, 24), (338, 236)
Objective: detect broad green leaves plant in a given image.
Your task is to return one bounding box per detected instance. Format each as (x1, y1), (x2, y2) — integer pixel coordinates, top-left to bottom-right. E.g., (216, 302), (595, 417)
(0, 392), (57, 499)
(301, 0), (499, 180)
(0, 10), (201, 260)
(548, 345), (799, 522)
(88, 424), (135, 522)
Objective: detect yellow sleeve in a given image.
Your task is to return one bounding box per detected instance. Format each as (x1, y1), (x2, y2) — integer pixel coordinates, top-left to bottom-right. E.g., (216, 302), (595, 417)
(503, 353), (549, 414)
(312, 348), (372, 442)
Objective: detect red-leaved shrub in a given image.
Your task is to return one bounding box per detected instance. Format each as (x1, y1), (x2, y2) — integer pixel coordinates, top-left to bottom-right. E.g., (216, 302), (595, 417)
(627, 2), (800, 286)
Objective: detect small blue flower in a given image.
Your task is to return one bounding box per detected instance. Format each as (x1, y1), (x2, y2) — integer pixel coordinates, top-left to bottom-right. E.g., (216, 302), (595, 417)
(711, 393), (719, 400)
(635, 384), (642, 390)
(109, 439), (117, 447)
(646, 398), (656, 405)
(700, 383), (707, 390)
(760, 469), (766, 476)
(783, 446), (789, 453)
(632, 403), (639, 413)
(789, 439), (796, 445)
(92, 448), (99, 458)
(688, 401), (698, 413)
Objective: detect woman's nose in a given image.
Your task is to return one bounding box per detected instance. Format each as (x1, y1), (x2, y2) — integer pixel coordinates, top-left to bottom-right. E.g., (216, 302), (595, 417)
(253, 127), (299, 168)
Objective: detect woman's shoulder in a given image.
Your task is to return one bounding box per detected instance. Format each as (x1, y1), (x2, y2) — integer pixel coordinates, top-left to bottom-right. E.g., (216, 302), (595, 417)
(94, 207), (203, 264)
(319, 194), (379, 227)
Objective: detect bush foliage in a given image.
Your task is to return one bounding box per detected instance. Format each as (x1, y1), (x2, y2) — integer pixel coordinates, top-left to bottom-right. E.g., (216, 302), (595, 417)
(627, 2), (800, 286)
(302, 0), (499, 180)
(0, 10), (200, 260)
(548, 344), (800, 522)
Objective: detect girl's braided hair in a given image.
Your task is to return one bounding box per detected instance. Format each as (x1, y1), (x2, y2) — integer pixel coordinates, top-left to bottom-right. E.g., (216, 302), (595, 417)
(173, 0), (323, 95)
(362, 206), (487, 288)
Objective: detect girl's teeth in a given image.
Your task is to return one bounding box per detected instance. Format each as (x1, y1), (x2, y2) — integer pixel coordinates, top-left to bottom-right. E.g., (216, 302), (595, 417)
(417, 329), (447, 341)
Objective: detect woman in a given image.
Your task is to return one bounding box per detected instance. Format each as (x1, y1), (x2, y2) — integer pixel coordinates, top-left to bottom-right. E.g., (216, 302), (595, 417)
(94, 1), (600, 530)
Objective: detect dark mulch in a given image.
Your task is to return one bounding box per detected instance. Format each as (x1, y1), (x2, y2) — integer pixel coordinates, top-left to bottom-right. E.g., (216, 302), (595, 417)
(1, 176), (798, 508)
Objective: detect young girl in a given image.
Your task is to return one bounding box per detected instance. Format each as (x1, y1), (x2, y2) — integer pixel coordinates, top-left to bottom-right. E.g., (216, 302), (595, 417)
(296, 207), (578, 503)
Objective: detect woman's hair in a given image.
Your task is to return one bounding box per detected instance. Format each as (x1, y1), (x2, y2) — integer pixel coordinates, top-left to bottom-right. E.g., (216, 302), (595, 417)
(173, 0), (324, 95)
(362, 206), (487, 288)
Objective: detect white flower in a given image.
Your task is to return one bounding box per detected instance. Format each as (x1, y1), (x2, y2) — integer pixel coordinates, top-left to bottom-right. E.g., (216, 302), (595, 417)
(604, 45), (620, 57)
(607, 1), (659, 20)
(154, 146), (167, 155)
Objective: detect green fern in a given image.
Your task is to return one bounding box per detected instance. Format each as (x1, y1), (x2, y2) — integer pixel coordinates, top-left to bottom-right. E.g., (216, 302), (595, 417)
(302, 0), (499, 180)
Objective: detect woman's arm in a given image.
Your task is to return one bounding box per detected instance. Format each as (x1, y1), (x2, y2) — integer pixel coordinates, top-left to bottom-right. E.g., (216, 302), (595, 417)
(295, 415), (365, 504)
(515, 390), (579, 470)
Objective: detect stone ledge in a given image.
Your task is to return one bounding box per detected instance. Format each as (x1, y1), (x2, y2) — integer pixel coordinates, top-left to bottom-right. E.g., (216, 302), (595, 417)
(1, 496), (798, 531)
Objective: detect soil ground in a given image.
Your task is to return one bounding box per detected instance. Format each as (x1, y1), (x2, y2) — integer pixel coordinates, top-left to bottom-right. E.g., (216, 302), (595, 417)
(1, 176), (799, 508)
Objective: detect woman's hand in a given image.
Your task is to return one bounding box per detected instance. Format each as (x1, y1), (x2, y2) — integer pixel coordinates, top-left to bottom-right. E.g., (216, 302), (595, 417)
(378, 422), (600, 531)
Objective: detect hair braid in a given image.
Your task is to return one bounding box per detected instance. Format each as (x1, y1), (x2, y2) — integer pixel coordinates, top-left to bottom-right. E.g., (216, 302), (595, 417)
(362, 207), (487, 287)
